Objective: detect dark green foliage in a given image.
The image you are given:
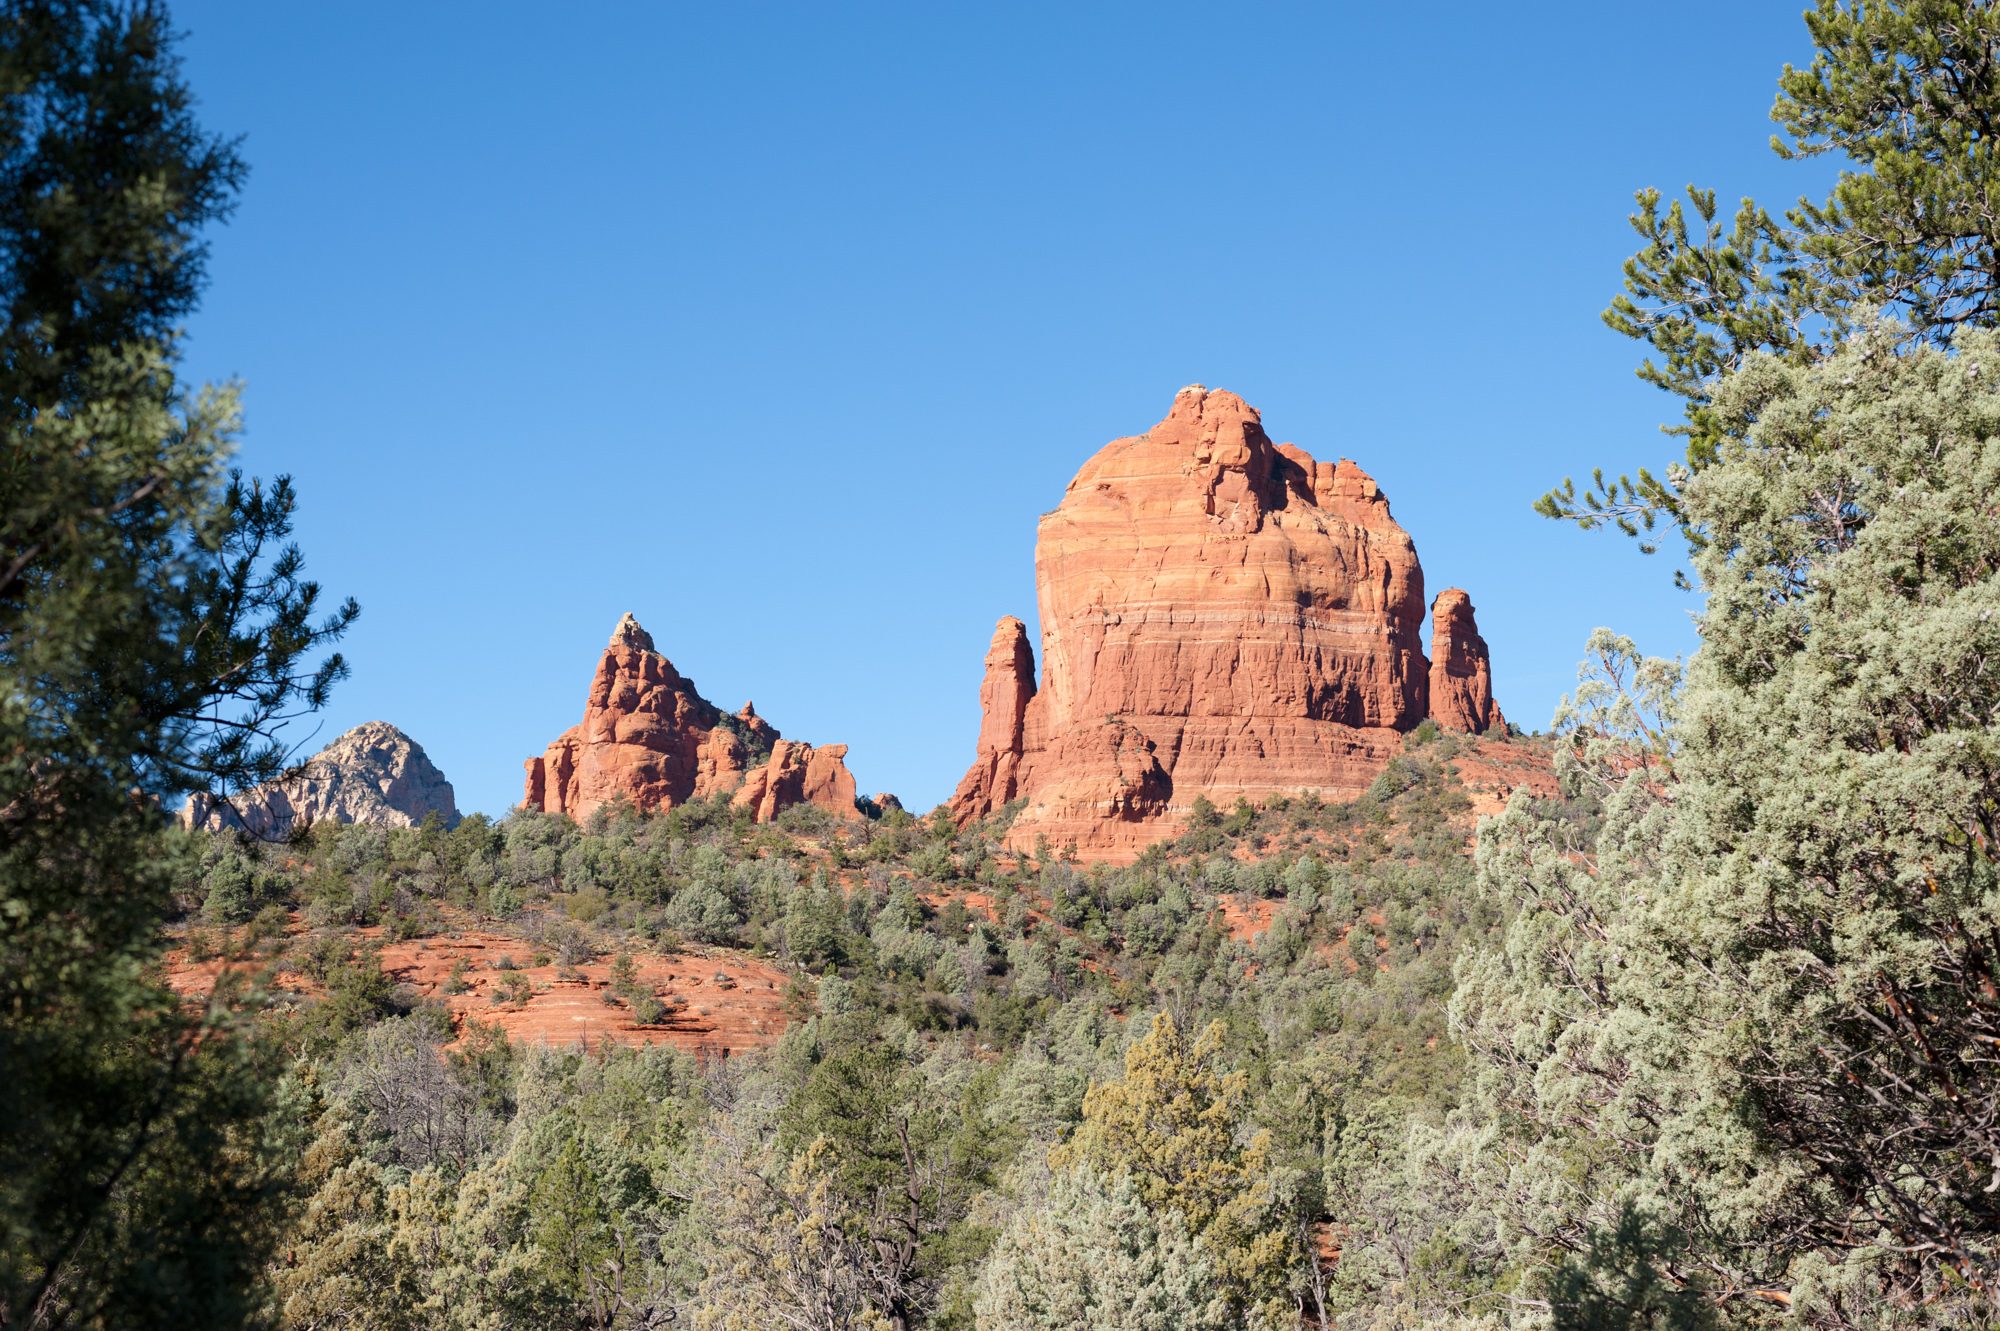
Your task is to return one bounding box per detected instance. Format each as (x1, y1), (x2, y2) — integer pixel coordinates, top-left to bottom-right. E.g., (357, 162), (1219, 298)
(1, 995), (296, 1331)
(1549, 0), (2000, 557)
(313, 948), (409, 1051)
(204, 718), (1513, 1330)
(1463, 328), (2000, 1327)
(1551, 1211), (1717, 1331)
(0, 0), (239, 401)
(0, 3), (355, 1326)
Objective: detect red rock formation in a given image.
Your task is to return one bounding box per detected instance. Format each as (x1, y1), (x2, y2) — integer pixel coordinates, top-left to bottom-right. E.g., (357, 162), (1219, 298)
(732, 739), (859, 822)
(1427, 588), (1506, 734)
(734, 702), (778, 749)
(952, 385), (1506, 860)
(949, 617), (1037, 814)
(524, 613), (858, 823)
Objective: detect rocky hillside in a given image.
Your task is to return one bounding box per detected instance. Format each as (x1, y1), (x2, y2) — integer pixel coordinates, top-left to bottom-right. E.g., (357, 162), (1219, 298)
(179, 721), (459, 837)
(952, 384), (1506, 859)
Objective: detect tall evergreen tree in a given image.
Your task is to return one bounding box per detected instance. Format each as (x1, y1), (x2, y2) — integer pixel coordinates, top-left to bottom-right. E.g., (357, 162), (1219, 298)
(1050, 1012), (1297, 1325)
(0, 3), (354, 1325)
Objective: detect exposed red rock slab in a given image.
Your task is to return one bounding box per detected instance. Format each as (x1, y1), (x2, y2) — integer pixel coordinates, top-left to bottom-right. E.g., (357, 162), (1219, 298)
(1215, 894), (1282, 943)
(1428, 589), (1506, 734)
(524, 613), (859, 825)
(952, 386), (1510, 862)
(164, 918), (797, 1057)
(162, 953), (266, 1002)
(1449, 735), (1558, 818)
(913, 887), (1046, 931)
(918, 888), (997, 922)
(733, 739), (857, 822)
(374, 932), (792, 1057)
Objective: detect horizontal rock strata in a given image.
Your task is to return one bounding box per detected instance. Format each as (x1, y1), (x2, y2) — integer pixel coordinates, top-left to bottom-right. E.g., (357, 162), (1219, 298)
(952, 385), (1505, 860)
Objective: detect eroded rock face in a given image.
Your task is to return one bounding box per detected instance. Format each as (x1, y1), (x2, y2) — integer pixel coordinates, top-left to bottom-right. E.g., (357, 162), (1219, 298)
(524, 615), (858, 823)
(949, 617), (1038, 815)
(1427, 588), (1506, 734)
(952, 386), (1504, 860)
(732, 740), (859, 822)
(180, 721), (459, 837)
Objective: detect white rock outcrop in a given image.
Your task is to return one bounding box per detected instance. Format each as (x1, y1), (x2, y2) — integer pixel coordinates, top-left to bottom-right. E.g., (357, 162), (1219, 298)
(179, 720), (459, 837)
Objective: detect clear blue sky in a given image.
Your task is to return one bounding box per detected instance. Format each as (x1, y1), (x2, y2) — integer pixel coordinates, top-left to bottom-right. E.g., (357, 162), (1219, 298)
(170, 2), (1830, 817)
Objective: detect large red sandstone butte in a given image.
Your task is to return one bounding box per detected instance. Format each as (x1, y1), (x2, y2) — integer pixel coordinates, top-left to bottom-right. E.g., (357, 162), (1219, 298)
(524, 613), (859, 823)
(952, 385), (1505, 860)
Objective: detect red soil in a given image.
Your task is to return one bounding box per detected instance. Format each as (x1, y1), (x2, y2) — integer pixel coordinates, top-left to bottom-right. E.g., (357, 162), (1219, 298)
(372, 930), (792, 1057)
(1214, 895), (1282, 943)
(1450, 736), (1559, 818)
(165, 918), (797, 1058)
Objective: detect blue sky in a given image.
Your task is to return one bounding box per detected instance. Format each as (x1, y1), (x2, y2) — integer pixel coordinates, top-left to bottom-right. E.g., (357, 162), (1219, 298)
(171, 2), (1830, 817)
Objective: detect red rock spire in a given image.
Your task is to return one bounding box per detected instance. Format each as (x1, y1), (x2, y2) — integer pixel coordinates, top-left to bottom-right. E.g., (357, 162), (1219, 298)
(952, 385), (1450, 860)
(523, 614), (858, 823)
(1426, 589), (1506, 734)
(949, 617), (1038, 819)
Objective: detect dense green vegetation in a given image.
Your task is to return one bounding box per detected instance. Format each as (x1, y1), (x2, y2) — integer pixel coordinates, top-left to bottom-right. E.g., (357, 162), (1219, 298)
(1460, 326), (2000, 1329)
(1549, 0), (2000, 558)
(170, 729), (1508, 1331)
(10, 0), (2000, 1328)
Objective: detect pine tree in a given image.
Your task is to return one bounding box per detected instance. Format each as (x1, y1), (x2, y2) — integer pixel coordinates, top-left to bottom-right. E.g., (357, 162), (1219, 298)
(1547, 1), (2000, 555)
(0, 3), (354, 1324)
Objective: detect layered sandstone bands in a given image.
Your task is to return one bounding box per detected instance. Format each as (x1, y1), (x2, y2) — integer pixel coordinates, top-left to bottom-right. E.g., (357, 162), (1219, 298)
(952, 385), (1505, 860)
(524, 613), (859, 823)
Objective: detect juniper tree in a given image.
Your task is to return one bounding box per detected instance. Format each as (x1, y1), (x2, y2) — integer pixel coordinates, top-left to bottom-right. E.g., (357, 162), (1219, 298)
(1458, 322), (2000, 1328)
(973, 1167), (1229, 1331)
(1049, 1011), (1297, 1325)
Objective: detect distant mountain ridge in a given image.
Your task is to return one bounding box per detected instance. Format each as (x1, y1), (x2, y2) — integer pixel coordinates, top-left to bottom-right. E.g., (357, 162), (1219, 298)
(179, 720), (459, 837)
